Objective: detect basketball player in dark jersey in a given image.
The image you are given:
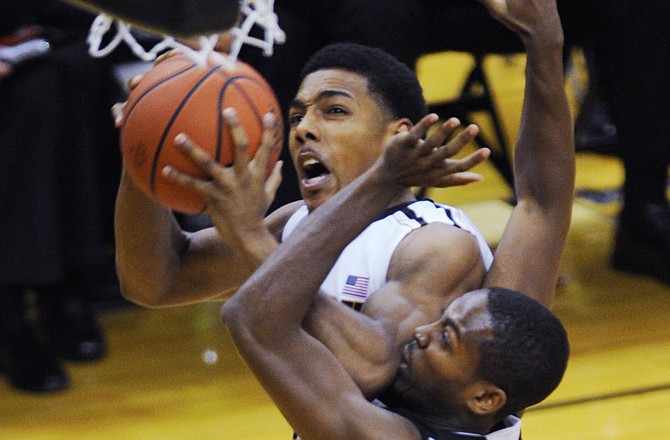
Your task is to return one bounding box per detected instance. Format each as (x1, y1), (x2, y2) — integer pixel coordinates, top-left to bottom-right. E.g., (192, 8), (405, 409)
(151, 0), (573, 437)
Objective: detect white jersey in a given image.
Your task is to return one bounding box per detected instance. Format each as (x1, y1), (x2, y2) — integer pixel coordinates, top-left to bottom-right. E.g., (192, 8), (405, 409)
(282, 199), (493, 307)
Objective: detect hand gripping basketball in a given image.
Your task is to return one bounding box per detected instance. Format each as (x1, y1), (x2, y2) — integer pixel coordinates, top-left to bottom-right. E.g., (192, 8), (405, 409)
(163, 110), (284, 243)
(118, 52), (283, 214)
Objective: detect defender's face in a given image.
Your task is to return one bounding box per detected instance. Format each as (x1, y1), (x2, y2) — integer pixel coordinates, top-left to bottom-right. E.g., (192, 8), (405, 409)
(392, 290), (494, 410)
(288, 69), (396, 212)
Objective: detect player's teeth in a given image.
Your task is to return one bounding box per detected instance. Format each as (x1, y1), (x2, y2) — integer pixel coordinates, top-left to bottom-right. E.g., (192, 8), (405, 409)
(306, 175), (326, 185)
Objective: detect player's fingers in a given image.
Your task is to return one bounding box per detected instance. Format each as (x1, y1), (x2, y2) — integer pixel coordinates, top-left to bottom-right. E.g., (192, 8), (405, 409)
(161, 164), (213, 195)
(264, 160), (283, 204)
(112, 102), (126, 127)
(418, 146), (489, 188)
(445, 147), (491, 174)
(411, 113), (440, 141)
(415, 116), (459, 157)
(154, 49), (180, 65)
(223, 108), (250, 171)
(174, 133), (224, 178)
(402, 113), (439, 153)
(432, 123), (480, 161)
(251, 112), (279, 172)
(128, 74), (143, 91)
(439, 171), (485, 187)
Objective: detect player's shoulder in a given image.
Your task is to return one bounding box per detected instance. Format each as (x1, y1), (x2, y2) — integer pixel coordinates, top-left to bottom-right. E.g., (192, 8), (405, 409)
(264, 200), (305, 239)
(403, 220), (480, 255)
(390, 221), (482, 279)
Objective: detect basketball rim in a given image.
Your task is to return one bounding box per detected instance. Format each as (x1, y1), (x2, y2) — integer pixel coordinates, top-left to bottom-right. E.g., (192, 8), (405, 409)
(62, 0), (241, 37)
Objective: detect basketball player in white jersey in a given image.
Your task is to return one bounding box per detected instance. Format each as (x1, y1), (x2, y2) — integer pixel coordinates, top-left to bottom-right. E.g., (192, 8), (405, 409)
(215, 1), (573, 438)
(114, 22), (493, 322)
(114, 38), (494, 393)
(215, 0), (572, 437)
(114, 38), (495, 399)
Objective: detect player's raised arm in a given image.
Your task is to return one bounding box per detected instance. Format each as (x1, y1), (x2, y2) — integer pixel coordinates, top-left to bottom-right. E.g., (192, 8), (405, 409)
(481, 0), (575, 306)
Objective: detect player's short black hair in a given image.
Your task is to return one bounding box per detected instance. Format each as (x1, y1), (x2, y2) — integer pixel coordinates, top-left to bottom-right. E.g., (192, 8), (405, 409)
(300, 42), (428, 124)
(477, 287), (570, 415)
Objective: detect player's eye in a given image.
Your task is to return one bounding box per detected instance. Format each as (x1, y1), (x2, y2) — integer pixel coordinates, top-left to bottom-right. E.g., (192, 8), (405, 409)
(327, 106), (347, 115)
(289, 113), (304, 126)
(440, 329), (452, 349)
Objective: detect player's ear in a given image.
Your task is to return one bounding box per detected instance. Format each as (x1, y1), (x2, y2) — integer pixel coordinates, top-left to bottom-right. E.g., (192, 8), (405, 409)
(465, 381), (506, 415)
(387, 118), (413, 135)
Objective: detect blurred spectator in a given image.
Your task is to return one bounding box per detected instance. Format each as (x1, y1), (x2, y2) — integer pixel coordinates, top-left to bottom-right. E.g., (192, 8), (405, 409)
(240, 0), (669, 284)
(0, 0), (122, 392)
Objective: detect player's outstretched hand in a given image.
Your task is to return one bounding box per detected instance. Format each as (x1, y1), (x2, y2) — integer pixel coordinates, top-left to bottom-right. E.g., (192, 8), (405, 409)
(379, 113), (490, 190)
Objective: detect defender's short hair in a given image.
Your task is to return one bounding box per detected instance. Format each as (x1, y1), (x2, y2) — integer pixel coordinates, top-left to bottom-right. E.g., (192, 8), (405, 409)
(300, 42), (428, 124)
(477, 287), (570, 415)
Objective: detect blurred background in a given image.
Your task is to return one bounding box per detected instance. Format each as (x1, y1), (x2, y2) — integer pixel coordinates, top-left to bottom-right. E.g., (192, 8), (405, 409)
(1, 2), (669, 438)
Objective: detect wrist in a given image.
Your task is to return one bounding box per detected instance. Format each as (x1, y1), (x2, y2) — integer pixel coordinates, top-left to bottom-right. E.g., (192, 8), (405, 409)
(521, 23), (564, 55)
(367, 156), (406, 197)
(221, 221), (277, 267)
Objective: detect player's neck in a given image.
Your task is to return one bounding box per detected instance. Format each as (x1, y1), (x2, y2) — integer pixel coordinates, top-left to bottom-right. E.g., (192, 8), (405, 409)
(388, 188), (416, 208)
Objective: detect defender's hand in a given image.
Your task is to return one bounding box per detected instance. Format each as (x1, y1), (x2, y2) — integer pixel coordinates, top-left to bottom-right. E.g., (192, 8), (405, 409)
(380, 114), (490, 189)
(476, 0), (563, 44)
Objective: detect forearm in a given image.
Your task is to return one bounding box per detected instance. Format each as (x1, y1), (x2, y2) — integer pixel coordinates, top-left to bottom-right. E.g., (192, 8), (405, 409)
(484, 2), (575, 305)
(114, 171), (190, 306)
(514, 36), (575, 208)
(115, 170), (258, 306)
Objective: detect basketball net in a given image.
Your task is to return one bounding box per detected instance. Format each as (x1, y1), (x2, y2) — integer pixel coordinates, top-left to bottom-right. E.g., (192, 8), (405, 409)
(85, 0), (285, 65)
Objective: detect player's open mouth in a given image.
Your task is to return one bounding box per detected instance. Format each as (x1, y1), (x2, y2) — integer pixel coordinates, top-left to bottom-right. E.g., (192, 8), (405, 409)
(400, 341), (415, 371)
(301, 158), (332, 188)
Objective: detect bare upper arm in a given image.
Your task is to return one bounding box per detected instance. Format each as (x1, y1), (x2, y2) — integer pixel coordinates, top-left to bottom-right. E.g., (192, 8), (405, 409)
(302, 223), (487, 398)
(366, 223), (487, 343)
(484, 197), (571, 307)
(135, 201), (305, 306)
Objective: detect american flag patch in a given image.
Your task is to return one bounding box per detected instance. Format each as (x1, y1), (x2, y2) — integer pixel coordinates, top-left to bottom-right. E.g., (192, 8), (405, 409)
(341, 275), (369, 299)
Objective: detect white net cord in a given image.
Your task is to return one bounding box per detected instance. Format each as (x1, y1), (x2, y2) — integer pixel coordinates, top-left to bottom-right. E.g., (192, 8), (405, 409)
(85, 0), (284, 65)
(229, 0), (286, 60)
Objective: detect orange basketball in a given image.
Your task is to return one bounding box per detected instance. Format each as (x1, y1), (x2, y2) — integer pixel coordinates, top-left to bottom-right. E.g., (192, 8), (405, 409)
(119, 53), (283, 214)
